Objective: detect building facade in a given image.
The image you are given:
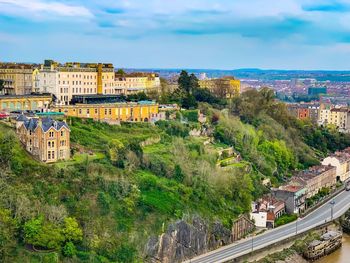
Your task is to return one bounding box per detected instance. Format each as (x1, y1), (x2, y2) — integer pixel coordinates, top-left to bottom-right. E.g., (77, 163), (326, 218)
(322, 151), (350, 182)
(114, 72), (161, 95)
(53, 101), (162, 124)
(272, 185), (306, 214)
(199, 77), (241, 98)
(0, 94), (52, 111)
(250, 197), (285, 228)
(36, 60), (115, 105)
(0, 63), (35, 95)
(287, 103), (320, 123)
(17, 116), (70, 163)
(293, 165), (336, 199)
(318, 105), (350, 132)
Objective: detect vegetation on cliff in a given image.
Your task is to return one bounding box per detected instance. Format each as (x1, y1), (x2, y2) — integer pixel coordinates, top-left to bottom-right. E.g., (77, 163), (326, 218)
(1, 75), (350, 262)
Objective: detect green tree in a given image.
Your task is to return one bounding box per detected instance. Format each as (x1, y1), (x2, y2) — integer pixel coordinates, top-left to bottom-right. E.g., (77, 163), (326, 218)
(108, 139), (125, 165)
(24, 216), (64, 249)
(63, 241), (77, 257)
(63, 217), (83, 242)
(0, 209), (18, 261)
(178, 70), (191, 94)
(116, 69), (126, 75)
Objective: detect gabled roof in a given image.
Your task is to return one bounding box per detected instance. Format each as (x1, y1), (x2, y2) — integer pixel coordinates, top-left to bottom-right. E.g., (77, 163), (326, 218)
(21, 117), (70, 133)
(16, 114), (28, 122)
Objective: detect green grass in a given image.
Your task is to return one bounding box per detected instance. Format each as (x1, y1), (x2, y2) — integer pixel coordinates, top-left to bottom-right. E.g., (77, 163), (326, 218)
(69, 117), (162, 151)
(55, 152), (105, 168)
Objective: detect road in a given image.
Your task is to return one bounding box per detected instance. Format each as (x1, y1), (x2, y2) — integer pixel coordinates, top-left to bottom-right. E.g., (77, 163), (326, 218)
(185, 190), (350, 263)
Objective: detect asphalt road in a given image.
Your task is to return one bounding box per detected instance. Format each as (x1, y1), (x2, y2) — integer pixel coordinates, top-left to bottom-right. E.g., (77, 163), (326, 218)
(185, 190), (350, 263)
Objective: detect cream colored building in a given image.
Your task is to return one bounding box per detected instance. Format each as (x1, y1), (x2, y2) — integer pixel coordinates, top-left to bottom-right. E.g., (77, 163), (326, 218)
(318, 104), (350, 133)
(322, 155), (350, 182)
(318, 104), (332, 126)
(114, 73), (161, 95)
(0, 63), (35, 95)
(36, 60), (115, 105)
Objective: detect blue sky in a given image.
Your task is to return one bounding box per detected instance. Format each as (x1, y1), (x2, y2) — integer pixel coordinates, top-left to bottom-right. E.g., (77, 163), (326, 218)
(1, 0), (350, 69)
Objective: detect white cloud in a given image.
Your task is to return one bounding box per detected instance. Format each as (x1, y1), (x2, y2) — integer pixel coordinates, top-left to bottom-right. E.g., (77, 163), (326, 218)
(0, 0), (93, 18)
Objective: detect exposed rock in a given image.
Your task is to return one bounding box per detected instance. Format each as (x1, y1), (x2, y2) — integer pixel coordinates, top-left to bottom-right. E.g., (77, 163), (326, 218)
(145, 217), (232, 263)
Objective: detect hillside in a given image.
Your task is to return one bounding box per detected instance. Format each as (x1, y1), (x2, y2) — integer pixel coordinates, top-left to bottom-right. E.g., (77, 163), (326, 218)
(1, 92), (350, 262)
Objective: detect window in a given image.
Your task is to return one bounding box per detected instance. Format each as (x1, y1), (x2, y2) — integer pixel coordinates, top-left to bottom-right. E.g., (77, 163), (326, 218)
(48, 152), (51, 159)
(61, 131), (64, 136)
(49, 131), (54, 138)
(79, 109), (82, 114)
(95, 108), (98, 114)
(104, 109), (107, 115)
(52, 142), (55, 148)
(109, 109), (112, 115)
(87, 109), (90, 114)
(52, 151), (55, 159)
(48, 141), (51, 147)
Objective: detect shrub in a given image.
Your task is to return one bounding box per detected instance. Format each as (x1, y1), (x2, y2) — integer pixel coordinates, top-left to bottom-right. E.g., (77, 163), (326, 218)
(275, 214), (297, 227)
(63, 242), (77, 257)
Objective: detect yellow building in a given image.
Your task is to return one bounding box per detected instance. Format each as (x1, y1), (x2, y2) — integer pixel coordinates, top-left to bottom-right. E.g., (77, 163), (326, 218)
(53, 101), (161, 124)
(0, 63), (35, 95)
(318, 104), (350, 132)
(0, 94), (52, 111)
(199, 76), (241, 98)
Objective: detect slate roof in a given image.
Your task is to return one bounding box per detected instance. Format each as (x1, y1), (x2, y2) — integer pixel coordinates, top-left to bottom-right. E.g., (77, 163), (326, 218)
(22, 117), (69, 132)
(16, 114), (28, 122)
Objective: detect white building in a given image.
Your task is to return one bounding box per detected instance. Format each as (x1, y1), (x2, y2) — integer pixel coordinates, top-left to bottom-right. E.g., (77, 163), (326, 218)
(322, 154), (350, 182)
(36, 60), (115, 105)
(250, 211), (267, 228)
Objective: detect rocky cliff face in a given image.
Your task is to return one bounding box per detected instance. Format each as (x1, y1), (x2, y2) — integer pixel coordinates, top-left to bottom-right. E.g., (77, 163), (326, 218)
(145, 217), (232, 263)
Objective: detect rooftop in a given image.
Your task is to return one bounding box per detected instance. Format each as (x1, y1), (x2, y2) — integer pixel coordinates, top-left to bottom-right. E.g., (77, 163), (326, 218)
(20, 117), (69, 133)
(321, 231), (342, 241)
(0, 94), (52, 99)
(330, 108), (349, 112)
(279, 184), (305, 193)
(296, 165), (335, 181)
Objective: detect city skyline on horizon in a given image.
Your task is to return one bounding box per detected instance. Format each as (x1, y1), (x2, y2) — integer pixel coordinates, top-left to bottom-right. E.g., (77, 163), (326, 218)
(2, 0), (350, 70)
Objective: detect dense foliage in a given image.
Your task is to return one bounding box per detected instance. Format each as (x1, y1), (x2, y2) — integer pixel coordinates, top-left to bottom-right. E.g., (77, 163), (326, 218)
(1, 77), (350, 262)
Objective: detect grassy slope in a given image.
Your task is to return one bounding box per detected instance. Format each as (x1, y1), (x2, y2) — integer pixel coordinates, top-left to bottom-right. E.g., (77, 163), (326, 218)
(1, 117), (252, 262)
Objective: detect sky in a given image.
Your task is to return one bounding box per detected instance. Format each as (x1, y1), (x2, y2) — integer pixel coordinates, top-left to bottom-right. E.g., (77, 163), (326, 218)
(1, 0), (350, 70)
